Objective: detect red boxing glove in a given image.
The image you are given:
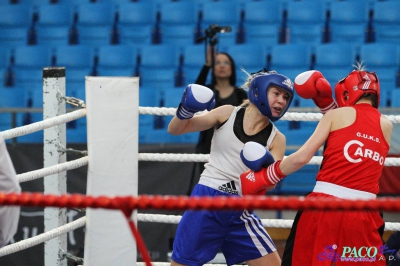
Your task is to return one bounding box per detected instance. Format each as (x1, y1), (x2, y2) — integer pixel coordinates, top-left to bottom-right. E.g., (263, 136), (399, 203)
(294, 70), (338, 114)
(240, 161), (286, 196)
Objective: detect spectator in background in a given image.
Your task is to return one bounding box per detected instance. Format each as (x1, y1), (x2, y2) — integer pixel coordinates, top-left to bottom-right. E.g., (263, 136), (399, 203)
(189, 46), (247, 194)
(0, 135), (21, 247)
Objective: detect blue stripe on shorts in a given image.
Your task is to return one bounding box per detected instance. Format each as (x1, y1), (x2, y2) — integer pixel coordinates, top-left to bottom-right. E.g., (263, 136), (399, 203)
(171, 184), (276, 266)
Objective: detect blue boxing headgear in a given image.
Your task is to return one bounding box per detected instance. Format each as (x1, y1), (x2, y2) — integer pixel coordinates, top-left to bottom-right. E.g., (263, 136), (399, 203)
(248, 72), (294, 122)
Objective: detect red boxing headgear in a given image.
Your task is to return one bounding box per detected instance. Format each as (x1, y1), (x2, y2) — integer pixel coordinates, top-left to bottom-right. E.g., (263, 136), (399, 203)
(334, 70), (380, 108)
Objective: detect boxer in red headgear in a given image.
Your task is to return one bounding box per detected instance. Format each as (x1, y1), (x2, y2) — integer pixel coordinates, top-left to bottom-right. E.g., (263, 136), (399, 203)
(239, 64), (393, 265)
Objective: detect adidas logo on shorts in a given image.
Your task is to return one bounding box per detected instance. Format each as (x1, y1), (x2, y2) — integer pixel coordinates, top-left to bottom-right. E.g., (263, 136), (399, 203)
(218, 181), (238, 195)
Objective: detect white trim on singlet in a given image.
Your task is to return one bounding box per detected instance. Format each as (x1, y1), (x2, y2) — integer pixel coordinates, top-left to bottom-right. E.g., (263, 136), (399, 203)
(312, 181), (376, 199)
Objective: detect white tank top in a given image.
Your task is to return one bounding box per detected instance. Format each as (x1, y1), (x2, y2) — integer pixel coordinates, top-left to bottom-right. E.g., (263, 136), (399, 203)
(199, 106), (278, 195)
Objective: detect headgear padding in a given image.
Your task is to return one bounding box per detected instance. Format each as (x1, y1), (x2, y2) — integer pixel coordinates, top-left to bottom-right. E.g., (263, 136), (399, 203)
(248, 73), (294, 121)
(334, 70), (380, 108)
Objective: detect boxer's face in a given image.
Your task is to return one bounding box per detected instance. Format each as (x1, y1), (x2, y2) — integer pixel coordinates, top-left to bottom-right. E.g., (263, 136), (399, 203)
(268, 86), (290, 117)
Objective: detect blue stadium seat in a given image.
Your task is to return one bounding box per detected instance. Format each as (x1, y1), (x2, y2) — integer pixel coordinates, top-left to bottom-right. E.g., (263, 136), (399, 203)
(286, 0), (328, 44)
(314, 43), (357, 69)
(279, 164), (318, 195)
(181, 44), (207, 84)
(0, 46), (11, 69)
(373, 1), (400, 43)
(13, 45), (52, 94)
(225, 44), (268, 69)
(163, 87), (184, 108)
(139, 69), (176, 89)
(0, 4), (32, 29)
(329, 1), (369, 44)
(139, 86), (186, 143)
(14, 88), (45, 143)
(54, 45), (95, 69)
(201, 1), (240, 27)
(139, 85), (165, 137)
(243, 1), (282, 26)
(0, 4), (33, 46)
(36, 4), (73, 46)
(139, 44), (179, 70)
(182, 44), (205, 69)
(161, 25), (197, 47)
(74, 3), (116, 47)
(67, 127), (87, 144)
(56, 0), (95, 7)
(159, 1), (198, 47)
(14, 45), (51, 69)
(225, 44), (268, 83)
(330, 24), (367, 45)
(97, 45), (139, 77)
(359, 43), (400, 96)
(330, 1), (369, 26)
(244, 24), (280, 47)
(313, 43), (357, 85)
(22, 0), (57, 6)
(359, 43), (400, 107)
(118, 2), (156, 45)
(0, 85), (25, 108)
(54, 45), (95, 96)
(391, 89), (400, 107)
(269, 44), (313, 80)
(159, 1), (198, 26)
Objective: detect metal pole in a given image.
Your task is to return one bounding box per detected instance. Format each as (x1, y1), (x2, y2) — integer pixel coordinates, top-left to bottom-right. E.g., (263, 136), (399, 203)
(43, 67), (67, 266)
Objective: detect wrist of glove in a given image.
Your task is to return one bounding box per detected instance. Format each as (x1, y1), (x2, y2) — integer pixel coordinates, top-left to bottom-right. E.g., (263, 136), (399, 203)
(176, 103), (195, 120)
(240, 160), (286, 196)
(263, 160), (286, 185)
(312, 96), (338, 114)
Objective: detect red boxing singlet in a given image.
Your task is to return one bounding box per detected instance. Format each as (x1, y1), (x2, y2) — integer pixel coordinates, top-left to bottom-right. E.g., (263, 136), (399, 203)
(316, 104), (389, 195)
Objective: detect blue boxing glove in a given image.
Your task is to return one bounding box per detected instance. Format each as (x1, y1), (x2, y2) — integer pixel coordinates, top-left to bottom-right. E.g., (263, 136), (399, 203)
(240, 141), (275, 172)
(176, 84), (215, 120)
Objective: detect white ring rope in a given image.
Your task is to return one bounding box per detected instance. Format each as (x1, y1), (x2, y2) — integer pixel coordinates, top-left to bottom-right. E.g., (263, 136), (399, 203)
(0, 217), (86, 257)
(18, 153), (399, 183)
(139, 153), (400, 166)
(136, 213), (400, 231)
(17, 156), (89, 183)
(139, 107), (400, 123)
(2, 107), (399, 140)
(0, 109), (87, 140)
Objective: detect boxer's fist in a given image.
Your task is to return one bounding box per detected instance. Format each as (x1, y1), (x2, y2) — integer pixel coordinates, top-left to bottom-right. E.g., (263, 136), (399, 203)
(240, 161), (286, 196)
(240, 142), (274, 172)
(176, 84), (215, 120)
(294, 70), (337, 114)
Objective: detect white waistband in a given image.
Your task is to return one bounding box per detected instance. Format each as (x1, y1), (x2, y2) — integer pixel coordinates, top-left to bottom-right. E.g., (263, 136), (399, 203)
(313, 181), (376, 199)
(199, 176), (241, 196)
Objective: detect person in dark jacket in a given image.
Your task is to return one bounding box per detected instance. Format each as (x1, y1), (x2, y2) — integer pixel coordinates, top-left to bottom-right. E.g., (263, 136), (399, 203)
(189, 46), (248, 194)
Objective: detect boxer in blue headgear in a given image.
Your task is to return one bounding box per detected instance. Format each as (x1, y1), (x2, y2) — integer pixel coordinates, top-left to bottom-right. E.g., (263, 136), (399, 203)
(167, 68), (293, 266)
(247, 69), (294, 121)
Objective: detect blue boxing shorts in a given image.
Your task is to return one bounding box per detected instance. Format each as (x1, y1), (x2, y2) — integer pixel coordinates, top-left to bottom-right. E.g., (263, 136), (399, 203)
(171, 184), (276, 266)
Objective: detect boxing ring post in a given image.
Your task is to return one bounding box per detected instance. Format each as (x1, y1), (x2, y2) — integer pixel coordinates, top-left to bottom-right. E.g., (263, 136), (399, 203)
(43, 67), (67, 266)
(84, 77), (139, 265)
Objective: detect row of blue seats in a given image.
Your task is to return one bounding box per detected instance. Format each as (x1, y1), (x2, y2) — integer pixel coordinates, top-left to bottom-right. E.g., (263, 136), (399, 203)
(1, 42), (399, 76)
(1, 42), (399, 109)
(0, 0), (399, 48)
